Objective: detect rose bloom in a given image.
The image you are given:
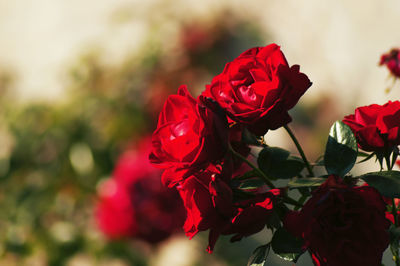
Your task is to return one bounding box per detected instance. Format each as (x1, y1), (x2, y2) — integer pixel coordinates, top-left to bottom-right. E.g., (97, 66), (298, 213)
(149, 85), (228, 187)
(284, 175), (390, 266)
(343, 101), (400, 152)
(96, 139), (185, 243)
(202, 43), (312, 136)
(380, 48), (400, 78)
(178, 161), (279, 253)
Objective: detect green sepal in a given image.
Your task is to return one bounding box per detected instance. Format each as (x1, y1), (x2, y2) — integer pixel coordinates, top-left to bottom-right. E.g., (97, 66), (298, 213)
(356, 152), (374, 164)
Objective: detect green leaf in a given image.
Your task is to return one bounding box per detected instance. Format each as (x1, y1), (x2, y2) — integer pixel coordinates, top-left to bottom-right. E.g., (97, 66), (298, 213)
(266, 210), (281, 230)
(271, 227), (304, 262)
(360, 171), (400, 198)
(247, 244), (270, 266)
(267, 202), (288, 230)
(239, 178), (265, 190)
(258, 147), (289, 173)
(257, 147), (304, 180)
(235, 170), (259, 180)
(281, 156), (305, 178)
(232, 170), (260, 189)
(324, 121), (358, 177)
(288, 177), (327, 189)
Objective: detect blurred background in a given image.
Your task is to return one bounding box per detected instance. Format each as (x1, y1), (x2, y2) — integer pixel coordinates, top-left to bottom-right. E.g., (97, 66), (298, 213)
(0, 0), (400, 265)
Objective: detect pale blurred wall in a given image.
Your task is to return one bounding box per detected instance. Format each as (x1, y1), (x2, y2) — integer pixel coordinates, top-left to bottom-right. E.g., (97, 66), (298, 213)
(261, 0), (400, 108)
(0, 0), (148, 100)
(0, 0), (399, 106)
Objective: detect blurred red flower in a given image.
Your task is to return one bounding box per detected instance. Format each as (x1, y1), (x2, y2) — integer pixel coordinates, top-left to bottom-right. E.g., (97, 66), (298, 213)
(96, 138), (185, 243)
(380, 48), (400, 78)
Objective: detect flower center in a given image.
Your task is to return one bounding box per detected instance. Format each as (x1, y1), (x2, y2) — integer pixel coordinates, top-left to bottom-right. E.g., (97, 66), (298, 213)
(236, 85), (261, 107)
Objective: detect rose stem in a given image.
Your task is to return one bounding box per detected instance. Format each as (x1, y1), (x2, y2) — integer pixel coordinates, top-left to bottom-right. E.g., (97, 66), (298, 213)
(283, 125), (314, 176)
(228, 145), (275, 189)
(228, 145), (303, 208)
(386, 154), (400, 265)
(385, 154), (398, 226)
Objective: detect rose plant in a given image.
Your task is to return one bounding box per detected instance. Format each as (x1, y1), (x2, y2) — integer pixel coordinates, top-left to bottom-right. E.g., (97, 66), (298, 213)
(145, 44), (400, 265)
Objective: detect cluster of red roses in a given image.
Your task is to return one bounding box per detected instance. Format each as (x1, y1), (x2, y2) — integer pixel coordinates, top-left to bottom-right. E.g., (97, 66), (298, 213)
(149, 44), (312, 252)
(282, 94), (400, 265)
(96, 138), (185, 243)
(90, 41), (400, 265)
(144, 43), (400, 265)
(281, 99), (400, 266)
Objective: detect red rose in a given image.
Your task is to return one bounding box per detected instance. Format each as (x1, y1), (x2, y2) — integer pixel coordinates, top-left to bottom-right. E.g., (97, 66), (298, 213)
(220, 191), (276, 242)
(343, 101), (400, 152)
(202, 44), (312, 136)
(96, 138), (185, 243)
(380, 48), (400, 78)
(284, 175), (390, 266)
(178, 162), (278, 253)
(150, 85), (228, 187)
(178, 167), (225, 235)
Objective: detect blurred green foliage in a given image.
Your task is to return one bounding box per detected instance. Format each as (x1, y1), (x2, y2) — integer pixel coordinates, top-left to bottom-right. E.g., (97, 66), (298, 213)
(0, 12), (267, 266)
